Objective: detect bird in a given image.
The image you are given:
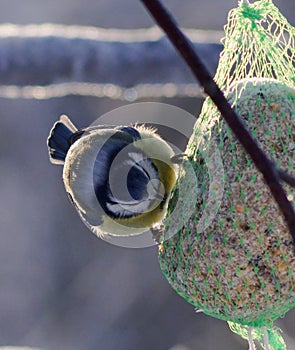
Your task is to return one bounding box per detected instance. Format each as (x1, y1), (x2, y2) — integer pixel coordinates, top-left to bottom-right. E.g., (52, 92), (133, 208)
(47, 115), (178, 238)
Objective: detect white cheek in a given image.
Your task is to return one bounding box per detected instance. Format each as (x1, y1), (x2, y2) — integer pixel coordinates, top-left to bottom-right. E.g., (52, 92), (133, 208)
(63, 136), (103, 223)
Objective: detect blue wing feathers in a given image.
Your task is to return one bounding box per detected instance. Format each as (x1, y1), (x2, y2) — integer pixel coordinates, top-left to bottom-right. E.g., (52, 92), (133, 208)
(47, 115), (78, 165)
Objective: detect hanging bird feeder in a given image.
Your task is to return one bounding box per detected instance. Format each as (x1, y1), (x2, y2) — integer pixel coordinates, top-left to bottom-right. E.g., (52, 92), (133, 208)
(159, 1), (295, 349)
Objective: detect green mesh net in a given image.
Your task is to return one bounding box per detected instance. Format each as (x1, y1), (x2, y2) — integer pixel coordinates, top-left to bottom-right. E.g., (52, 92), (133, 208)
(159, 1), (295, 349)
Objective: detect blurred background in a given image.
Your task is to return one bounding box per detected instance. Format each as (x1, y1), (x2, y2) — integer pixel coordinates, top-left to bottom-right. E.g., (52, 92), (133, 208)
(0, 1), (295, 349)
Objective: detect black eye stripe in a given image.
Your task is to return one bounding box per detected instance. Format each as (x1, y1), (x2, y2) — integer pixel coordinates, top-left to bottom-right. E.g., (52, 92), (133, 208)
(92, 132), (130, 216)
(119, 127), (141, 140)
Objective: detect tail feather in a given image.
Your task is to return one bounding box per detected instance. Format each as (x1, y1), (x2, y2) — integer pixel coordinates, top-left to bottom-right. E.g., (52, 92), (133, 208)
(47, 115), (78, 165)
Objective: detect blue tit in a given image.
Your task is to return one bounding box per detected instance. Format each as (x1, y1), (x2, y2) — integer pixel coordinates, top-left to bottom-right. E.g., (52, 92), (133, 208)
(47, 115), (178, 237)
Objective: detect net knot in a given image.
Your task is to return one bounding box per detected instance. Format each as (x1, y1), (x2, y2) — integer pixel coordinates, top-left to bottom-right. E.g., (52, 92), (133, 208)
(239, 1), (272, 29)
